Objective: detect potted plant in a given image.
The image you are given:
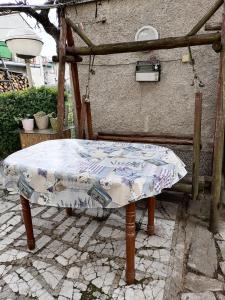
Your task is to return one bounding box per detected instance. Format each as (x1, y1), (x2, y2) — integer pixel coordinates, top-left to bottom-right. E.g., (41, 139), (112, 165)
(14, 114), (34, 131)
(34, 111), (49, 130)
(48, 112), (59, 131)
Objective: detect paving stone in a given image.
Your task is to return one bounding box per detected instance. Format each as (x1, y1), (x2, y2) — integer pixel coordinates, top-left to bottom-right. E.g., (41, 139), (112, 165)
(33, 260), (65, 289)
(187, 226), (217, 277)
(38, 240), (66, 259)
(55, 247), (89, 266)
(0, 249), (28, 263)
(181, 292), (216, 300)
(217, 241), (225, 260)
(62, 227), (81, 242)
(184, 273), (224, 292)
(41, 207), (58, 218)
(78, 220), (99, 248)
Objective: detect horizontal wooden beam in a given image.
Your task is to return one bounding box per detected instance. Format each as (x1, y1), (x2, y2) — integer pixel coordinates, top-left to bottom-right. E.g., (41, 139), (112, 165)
(66, 33), (221, 56)
(97, 133), (195, 145)
(205, 22), (222, 31)
(187, 0), (223, 36)
(52, 55), (82, 63)
(168, 182), (205, 193)
(98, 131), (194, 140)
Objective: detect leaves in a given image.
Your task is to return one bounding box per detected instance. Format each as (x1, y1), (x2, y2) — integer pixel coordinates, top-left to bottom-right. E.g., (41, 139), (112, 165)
(0, 86), (67, 159)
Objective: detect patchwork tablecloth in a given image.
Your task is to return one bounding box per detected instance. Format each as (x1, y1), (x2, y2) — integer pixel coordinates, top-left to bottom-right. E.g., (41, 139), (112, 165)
(3, 139), (187, 208)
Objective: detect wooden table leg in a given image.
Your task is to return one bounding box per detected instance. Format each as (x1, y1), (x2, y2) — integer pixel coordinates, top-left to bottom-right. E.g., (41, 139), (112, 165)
(126, 202), (136, 285)
(20, 195), (35, 250)
(66, 208), (73, 216)
(147, 197), (156, 235)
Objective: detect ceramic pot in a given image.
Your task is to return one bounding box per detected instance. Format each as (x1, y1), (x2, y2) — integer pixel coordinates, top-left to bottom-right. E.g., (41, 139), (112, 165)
(50, 117), (59, 131)
(22, 119), (34, 131)
(35, 115), (49, 130)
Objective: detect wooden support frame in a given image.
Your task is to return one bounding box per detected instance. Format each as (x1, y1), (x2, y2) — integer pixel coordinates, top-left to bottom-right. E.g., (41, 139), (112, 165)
(55, 0), (225, 233)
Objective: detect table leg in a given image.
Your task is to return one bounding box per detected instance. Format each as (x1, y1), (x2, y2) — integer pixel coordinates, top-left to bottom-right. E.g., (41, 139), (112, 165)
(126, 202), (136, 285)
(147, 197), (156, 235)
(20, 196), (35, 250)
(66, 208), (73, 216)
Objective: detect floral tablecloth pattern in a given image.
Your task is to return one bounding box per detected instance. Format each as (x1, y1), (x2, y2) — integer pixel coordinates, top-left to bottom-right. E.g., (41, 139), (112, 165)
(3, 139), (187, 208)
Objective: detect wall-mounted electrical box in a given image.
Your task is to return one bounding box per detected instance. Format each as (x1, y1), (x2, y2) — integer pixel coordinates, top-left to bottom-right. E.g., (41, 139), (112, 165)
(136, 61), (161, 82)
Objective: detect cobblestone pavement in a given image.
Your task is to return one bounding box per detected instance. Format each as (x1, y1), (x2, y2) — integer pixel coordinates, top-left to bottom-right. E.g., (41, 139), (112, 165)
(0, 182), (179, 300)
(2, 177), (225, 300)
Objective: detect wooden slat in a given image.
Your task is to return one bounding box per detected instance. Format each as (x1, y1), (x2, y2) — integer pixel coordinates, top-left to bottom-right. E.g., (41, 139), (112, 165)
(57, 12), (67, 135)
(97, 133), (194, 145)
(192, 92), (203, 201)
(66, 24), (82, 132)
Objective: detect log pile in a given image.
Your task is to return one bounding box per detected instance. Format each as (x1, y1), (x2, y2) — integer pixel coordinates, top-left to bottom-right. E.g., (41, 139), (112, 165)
(0, 70), (29, 93)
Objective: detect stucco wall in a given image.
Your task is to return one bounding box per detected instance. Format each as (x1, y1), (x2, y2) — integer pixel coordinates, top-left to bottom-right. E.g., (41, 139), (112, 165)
(66, 0), (222, 174)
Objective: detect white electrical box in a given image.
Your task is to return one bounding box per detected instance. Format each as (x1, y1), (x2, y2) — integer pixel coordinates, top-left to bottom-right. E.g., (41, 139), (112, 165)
(136, 61), (161, 82)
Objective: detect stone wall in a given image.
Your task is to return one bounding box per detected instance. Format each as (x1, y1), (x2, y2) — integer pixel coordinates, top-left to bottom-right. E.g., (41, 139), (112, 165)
(66, 0), (222, 175)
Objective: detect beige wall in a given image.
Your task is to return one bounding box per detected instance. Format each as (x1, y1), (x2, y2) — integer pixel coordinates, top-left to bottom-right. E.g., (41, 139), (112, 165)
(66, 0), (222, 174)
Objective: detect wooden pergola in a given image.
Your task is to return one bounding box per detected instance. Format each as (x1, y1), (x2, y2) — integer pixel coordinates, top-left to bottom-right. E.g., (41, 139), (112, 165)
(54, 0), (225, 233)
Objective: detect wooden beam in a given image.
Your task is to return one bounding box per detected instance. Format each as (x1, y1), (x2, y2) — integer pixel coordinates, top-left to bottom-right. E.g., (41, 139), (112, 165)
(66, 24), (82, 131)
(192, 92), (203, 201)
(57, 13), (67, 135)
(65, 18), (95, 47)
(187, 0), (223, 36)
(52, 55), (82, 63)
(210, 5), (225, 233)
(205, 22), (222, 31)
(97, 133), (194, 145)
(66, 33), (221, 56)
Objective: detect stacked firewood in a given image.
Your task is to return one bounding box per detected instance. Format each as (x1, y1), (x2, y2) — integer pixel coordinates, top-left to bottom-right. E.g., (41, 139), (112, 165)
(0, 71), (29, 93)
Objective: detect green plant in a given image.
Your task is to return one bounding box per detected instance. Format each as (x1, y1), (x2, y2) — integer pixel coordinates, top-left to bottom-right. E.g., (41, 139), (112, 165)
(0, 86), (67, 158)
(34, 111), (47, 118)
(48, 112), (57, 118)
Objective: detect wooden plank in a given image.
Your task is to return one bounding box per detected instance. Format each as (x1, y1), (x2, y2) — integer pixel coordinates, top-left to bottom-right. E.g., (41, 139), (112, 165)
(66, 24), (82, 132)
(192, 92), (203, 201)
(86, 102), (94, 140)
(97, 134), (194, 145)
(57, 13), (67, 135)
(205, 22), (222, 31)
(52, 55), (82, 63)
(66, 33), (221, 56)
(98, 131), (194, 140)
(78, 100), (87, 139)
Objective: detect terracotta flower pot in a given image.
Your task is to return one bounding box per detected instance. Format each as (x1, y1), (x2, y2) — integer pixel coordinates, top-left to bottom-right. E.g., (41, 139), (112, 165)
(34, 115), (49, 130)
(22, 119), (34, 131)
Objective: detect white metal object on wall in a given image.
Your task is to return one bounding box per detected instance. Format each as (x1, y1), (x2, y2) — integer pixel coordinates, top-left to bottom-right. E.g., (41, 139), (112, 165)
(135, 25), (159, 42)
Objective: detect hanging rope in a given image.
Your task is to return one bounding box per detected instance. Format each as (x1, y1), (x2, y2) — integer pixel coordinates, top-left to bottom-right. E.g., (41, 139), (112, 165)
(188, 45), (204, 91)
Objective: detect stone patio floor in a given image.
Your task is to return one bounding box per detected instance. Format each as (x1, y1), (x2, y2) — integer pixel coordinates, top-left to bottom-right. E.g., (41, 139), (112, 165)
(0, 178), (225, 299)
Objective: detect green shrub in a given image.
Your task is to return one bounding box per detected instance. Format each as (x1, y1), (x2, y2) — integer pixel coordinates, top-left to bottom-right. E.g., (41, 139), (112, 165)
(0, 86), (67, 159)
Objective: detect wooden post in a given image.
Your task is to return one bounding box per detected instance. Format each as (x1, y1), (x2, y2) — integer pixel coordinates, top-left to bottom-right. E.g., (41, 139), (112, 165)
(66, 24), (82, 133)
(66, 208), (73, 216)
(192, 92), (203, 201)
(210, 5), (225, 233)
(86, 102), (94, 140)
(57, 11), (67, 135)
(20, 196), (35, 250)
(126, 202), (136, 285)
(147, 197), (156, 235)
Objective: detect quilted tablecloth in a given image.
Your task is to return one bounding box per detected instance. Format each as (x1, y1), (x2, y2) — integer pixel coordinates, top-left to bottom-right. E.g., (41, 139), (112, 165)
(3, 139), (187, 208)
